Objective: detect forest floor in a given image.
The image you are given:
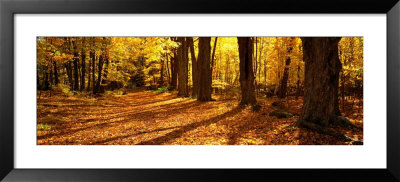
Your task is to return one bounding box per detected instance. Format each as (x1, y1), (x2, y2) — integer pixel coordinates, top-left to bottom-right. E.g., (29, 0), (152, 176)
(37, 88), (363, 145)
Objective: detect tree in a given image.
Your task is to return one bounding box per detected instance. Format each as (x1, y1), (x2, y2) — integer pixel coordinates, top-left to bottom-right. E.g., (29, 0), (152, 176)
(170, 38), (179, 89)
(197, 37), (212, 101)
(277, 37), (295, 98)
(72, 39), (80, 91)
(177, 37), (189, 96)
(237, 37), (256, 105)
(80, 38), (86, 91)
(297, 37), (342, 127)
(187, 37), (199, 98)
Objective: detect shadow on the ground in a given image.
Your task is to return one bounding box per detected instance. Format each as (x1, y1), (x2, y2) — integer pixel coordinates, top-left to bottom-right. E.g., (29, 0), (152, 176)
(136, 106), (245, 145)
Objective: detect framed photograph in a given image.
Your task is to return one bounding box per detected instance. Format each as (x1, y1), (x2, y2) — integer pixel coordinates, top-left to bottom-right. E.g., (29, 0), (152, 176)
(1, 0), (399, 181)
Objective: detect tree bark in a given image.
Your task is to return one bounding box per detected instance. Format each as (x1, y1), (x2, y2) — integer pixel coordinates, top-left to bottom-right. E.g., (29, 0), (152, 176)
(211, 37), (218, 71)
(187, 37), (199, 98)
(53, 60), (59, 86)
(72, 40), (79, 91)
(277, 57), (291, 98)
(197, 37), (212, 101)
(159, 57), (165, 86)
(65, 62), (73, 90)
(171, 49), (178, 89)
(177, 37), (189, 97)
(80, 38), (86, 91)
(298, 37), (342, 126)
(91, 50), (96, 92)
(165, 53), (171, 85)
(237, 37), (257, 105)
(94, 53), (104, 94)
(102, 48), (110, 84)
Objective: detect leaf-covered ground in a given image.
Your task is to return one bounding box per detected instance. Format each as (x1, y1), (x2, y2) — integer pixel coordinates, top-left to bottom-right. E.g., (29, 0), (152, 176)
(37, 89), (363, 145)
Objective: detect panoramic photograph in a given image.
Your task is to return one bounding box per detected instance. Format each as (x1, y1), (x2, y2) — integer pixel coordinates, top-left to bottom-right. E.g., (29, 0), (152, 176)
(36, 37), (363, 145)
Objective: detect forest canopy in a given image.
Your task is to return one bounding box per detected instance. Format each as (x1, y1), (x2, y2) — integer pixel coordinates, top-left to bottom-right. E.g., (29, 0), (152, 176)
(37, 37), (363, 145)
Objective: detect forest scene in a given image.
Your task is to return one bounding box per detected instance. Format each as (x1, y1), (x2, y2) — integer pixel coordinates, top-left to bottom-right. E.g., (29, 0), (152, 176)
(37, 37), (363, 145)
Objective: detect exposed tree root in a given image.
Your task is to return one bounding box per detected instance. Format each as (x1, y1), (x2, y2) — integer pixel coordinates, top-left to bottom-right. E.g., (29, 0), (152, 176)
(299, 121), (363, 145)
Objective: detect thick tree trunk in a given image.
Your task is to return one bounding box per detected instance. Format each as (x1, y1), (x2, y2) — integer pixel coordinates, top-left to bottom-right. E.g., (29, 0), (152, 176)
(187, 37), (199, 98)
(197, 37), (212, 101)
(237, 37), (257, 105)
(177, 37), (189, 97)
(298, 37), (342, 126)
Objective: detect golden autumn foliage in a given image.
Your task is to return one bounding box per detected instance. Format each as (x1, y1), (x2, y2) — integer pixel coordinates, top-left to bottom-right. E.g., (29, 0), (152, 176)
(37, 37), (363, 145)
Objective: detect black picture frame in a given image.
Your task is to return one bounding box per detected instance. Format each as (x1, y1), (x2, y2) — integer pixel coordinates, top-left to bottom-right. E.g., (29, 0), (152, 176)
(1, 0), (399, 181)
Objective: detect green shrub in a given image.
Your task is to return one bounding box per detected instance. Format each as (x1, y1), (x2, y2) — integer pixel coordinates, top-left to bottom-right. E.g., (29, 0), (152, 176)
(153, 86), (168, 94)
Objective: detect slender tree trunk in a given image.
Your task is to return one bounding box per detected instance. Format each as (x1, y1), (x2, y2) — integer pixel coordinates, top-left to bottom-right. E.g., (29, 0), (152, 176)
(237, 37), (257, 105)
(187, 37), (199, 98)
(198, 37), (212, 101)
(102, 47), (110, 85)
(159, 57), (165, 86)
(87, 52), (91, 90)
(166, 53), (171, 85)
(37, 69), (41, 90)
(278, 38), (294, 98)
(298, 37), (342, 126)
(72, 40), (79, 91)
(277, 57), (291, 98)
(171, 49), (178, 89)
(94, 54), (104, 94)
(296, 64), (301, 100)
(80, 38), (86, 91)
(211, 37), (218, 71)
(177, 37), (189, 96)
(53, 60), (59, 86)
(66, 62), (73, 90)
(91, 51), (96, 92)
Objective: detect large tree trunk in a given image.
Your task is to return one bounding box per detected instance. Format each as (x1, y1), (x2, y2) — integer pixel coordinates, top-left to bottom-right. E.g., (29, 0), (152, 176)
(177, 37), (189, 97)
(197, 37), (212, 101)
(237, 37), (257, 105)
(187, 37), (199, 98)
(298, 37), (342, 126)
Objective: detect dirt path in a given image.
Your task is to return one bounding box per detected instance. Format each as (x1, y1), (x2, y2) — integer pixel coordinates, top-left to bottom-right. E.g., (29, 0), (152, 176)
(37, 90), (363, 145)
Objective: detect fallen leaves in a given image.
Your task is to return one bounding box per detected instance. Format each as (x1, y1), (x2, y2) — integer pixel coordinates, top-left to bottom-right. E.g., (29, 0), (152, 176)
(37, 89), (363, 145)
